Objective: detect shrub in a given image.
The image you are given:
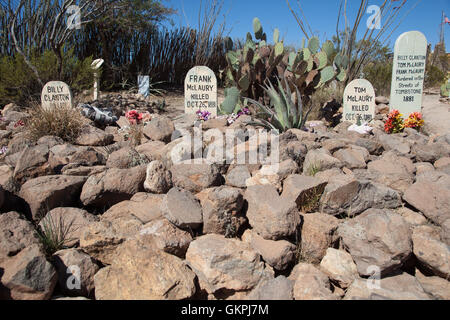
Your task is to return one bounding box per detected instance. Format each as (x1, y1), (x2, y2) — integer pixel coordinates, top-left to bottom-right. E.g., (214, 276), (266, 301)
(363, 61), (392, 97)
(26, 104), (86, 142)
(425, 65), (446, 89)
(0, 48), (94, 107)
(37, 214), (76, 256)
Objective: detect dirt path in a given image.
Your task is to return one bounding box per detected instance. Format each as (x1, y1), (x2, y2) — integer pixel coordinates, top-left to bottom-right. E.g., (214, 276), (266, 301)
(422, 94), (450, 136)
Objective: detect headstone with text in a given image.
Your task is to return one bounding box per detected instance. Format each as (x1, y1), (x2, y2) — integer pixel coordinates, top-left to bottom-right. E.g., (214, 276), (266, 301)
(41, 81), (72, 110)
(390, 31), (427, 116)
(343, 79), (376, 124)
(184, 66), (217, 117)
(138, 75), (150, 97)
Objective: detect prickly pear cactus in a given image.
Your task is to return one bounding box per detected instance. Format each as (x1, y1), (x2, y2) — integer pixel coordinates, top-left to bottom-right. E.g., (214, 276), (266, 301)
(440, 79), (450, 97)
(222, 17), (348, 114)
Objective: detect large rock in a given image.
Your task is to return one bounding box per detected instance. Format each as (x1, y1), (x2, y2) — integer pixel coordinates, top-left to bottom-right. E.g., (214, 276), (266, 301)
(281, 174), (327, 211)
(411, 143), (450, 163)
(13, 145), (51, 183)
(333, 146), (369, 169)
(171, 162), (223, 193)
(225, 165), (251, 188)
(143, 160), (172, 194)
(298, 213), (339, 264)
(320, 177), (401, 217)
(19, 175), (87, 221)
(289, 263), (337, 300)
(338, 209), (412, 277)
(435, 157), (450, 175)
(242, 230), (296, 271)
(102, 193), (164, 224)
(143, 116), (175, 143)
(106, 147), (149, 169)
(80, 165), (146, 208)
(0, 211), (41, 261)
(320, 248), (359, 289)
(94, 236), (196, 300)
(52, 248), (99, 298)
(245, 160), (298, 192)
(412, 225), (450, 279)
(302, 148), (343, 175)
(79, 221), (127, 265)
(135, 140), (166, 161)
(344, 273), (430, 300)
(376, 133), (411, 155)
(0, 245), (57, 300)
(416, 270), (450, 300)
(75, 125), (114, 146)
(140, 218), (193, 258)
(185, 234), (267, 294)
(367, 153), (414, 193)
(246, 276), (294, 300)
(161, 187), (203, 230)
(403, 181), (450, 229)
(196, 186), (245, 237)
(39, 208), (99, 247)
(244, 185), (301, 240)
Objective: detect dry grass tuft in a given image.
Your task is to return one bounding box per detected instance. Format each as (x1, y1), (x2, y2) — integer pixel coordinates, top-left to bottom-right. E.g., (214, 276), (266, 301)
(26, 103), (86, 143)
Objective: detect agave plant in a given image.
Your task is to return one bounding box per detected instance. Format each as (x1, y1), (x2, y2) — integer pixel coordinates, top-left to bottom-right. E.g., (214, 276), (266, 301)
(247, 76), (313, 132)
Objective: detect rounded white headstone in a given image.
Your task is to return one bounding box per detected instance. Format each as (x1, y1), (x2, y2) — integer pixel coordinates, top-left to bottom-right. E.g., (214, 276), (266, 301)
(184, 66), (218, 117)
(41, 81), (72, 110)
(343, 79), (376, 124)
(390, 31), (427, 117)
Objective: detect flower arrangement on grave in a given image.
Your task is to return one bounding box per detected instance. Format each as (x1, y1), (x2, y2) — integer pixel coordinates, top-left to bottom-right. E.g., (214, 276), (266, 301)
(196, 110), (211, 121)
(227, 108), (250, 125)
(0, 146), (7, 155)
(384, 109), (404, 134)
(122, 110), (151, 146)
(403, 112), (424, 131)
(385, 110), (424, 134)
(14, 120), (25, 128)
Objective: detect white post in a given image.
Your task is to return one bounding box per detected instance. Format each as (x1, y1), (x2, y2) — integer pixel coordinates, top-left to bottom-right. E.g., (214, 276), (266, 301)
(91, 59), (104, 101)
(93, 72), (99, 101)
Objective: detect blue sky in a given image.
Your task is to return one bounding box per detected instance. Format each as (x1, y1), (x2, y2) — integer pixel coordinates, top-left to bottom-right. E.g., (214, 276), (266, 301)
(164, 0), (450, 52)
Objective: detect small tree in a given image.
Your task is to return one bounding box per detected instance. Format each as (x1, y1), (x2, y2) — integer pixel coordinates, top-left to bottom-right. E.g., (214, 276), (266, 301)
(4, 0), (118, 85)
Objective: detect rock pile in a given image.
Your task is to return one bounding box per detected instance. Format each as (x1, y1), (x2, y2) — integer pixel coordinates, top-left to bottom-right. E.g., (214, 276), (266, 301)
(0, 100), (449, 300)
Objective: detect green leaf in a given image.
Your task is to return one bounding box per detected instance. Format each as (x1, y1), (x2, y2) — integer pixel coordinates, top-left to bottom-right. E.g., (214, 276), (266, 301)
(253, 17), (263, 40)
(220, 87), (240, 114)
(273, 28), (280, 43)
(315, 51), (327, 70)
(321, 40), (335, 58)
(238, 74), (250, 91)
(274, 42), (284, 57)
(308, 37), (320, 54)
(320, 66), (335, 83)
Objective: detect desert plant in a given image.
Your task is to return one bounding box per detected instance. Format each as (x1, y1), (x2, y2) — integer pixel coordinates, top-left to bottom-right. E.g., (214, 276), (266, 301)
(247, 76), (312, 132)
(299, 186), (325, 213)
(425, 65), (446, 89)
(440, 79), (450, 97)
(306, 162), (321, 177)
(221, 17), (346, 116)
(26, 104), (86, 142)
(36, 214), (76, 256)
(127, 148), (150, 167)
